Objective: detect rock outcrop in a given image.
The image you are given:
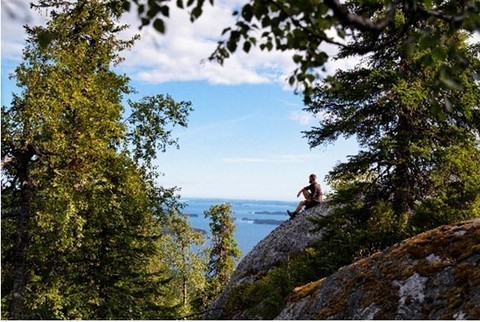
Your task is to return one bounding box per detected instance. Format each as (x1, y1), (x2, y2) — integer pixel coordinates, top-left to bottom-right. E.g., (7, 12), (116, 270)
(205, 203), (330, 319)
(277, 219), (480, 320)
(206, 208), (480, 320)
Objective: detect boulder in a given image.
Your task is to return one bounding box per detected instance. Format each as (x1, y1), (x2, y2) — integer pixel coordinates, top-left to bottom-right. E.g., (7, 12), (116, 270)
(276, 219), (480, 320)
(205, 201), (480, 320)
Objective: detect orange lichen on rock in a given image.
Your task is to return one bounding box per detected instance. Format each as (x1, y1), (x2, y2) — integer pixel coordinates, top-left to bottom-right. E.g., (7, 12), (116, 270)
(276, 219), (480, 320)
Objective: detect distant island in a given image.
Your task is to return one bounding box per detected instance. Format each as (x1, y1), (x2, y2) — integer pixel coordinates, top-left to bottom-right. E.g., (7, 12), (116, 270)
(253, 211), (288, 216)
(241, 217), (285, 225)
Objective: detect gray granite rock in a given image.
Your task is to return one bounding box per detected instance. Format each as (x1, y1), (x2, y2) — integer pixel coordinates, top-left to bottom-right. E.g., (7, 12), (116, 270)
(275, 219), (480, 320)
(205, 205), (480, 321)
(204, 203), (330, 319)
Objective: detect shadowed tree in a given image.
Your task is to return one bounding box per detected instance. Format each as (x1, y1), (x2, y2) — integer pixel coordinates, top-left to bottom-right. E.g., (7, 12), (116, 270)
(304, 16), (480, 263)
(1, 0), (197, 319)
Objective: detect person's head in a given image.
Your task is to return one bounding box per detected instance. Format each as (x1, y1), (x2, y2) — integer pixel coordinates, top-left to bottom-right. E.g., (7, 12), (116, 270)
(309, 174), (317, 183)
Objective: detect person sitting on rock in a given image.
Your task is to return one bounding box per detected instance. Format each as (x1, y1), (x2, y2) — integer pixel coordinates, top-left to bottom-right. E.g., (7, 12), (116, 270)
(287, 174), (323, 218)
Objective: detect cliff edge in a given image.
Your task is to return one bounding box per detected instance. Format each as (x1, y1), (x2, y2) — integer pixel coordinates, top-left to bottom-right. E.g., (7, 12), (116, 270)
(205, 203), (330, 319)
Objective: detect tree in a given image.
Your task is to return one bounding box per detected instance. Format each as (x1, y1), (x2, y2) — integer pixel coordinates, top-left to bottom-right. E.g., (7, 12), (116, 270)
(6, 0), (479, 99)
(1, 0), (196, 319)
(203, 203), (241, 303)
(158, 208), (209, 317)
(303, 16), (480, 262)
(118, 0), (480, 98)
(2, 0), (135, 315)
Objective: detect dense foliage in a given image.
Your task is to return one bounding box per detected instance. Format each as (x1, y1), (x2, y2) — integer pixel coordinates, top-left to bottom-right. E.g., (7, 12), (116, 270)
(0, 0), (210, 319)
(119, 0), (480, 98)
(209, 5), (480, 319)
(304, 21), (480, 264)
(2, 0), (479, 320)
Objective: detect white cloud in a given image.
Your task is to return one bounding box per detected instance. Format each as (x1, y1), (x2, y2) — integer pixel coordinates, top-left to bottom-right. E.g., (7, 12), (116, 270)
(1, 0), (47, 62)
(117, 1), (298, 86)
(1, 0), (358, 88)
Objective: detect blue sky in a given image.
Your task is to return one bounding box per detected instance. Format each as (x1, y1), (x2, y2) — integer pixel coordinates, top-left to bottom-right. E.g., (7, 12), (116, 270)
(1, 0), (360, 201)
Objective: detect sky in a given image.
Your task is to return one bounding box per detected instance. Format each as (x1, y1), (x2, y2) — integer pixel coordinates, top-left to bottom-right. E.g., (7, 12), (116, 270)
(1, 0), (360, 201)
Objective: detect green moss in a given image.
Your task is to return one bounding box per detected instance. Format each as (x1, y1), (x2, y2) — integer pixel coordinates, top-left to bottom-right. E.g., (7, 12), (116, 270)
(221, 251), (327, 319)
(221, 221), (480, 320)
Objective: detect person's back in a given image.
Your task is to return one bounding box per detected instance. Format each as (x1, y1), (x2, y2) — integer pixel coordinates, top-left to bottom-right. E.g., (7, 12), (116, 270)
(308, 181), (322, 204)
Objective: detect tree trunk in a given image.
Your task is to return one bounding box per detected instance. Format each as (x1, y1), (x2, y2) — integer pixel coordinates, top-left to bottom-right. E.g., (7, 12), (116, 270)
(182, 277), (188, 307)
(9, 147), (35, 319)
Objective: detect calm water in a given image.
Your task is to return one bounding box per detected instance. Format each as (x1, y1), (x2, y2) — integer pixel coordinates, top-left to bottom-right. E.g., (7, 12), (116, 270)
(182, 198), (297, 257)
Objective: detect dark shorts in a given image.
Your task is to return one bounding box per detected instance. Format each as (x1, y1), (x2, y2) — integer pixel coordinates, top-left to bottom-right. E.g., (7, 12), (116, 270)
(305, 200), (321, 209)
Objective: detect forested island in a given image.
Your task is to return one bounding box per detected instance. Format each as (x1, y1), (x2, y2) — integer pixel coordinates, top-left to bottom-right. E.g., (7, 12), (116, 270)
(253, 211), (287, 216)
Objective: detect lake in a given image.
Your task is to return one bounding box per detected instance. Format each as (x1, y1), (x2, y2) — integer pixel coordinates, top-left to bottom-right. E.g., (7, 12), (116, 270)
(182, 197), (298, 256)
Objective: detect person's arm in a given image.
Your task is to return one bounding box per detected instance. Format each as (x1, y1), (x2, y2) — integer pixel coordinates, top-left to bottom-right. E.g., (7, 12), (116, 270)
(296, 188), (305, 198)
(297, 184), (311, 197)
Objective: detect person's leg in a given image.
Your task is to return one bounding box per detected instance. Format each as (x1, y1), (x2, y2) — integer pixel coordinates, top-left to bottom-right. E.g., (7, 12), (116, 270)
(304, 200), (320, 210)
(294, 200), (305, 213)
(302, 190), (311, 199)
(288, 200), (305, 218)
(287, 191), (311, 218)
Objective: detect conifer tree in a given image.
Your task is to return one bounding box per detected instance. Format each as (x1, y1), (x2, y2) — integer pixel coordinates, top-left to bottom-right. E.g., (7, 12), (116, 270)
(1, 0), (195, 319)
(304, 16), (480, 263)
(203, 204), (241, 304)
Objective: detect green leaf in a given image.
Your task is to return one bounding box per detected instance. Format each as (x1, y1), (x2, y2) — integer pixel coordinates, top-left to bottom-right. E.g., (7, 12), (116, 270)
(431, 47), (447, 62)
(265, 41), (273, 51)
(441, 77), (463, 91)
(37, 30), (53, 50)
(191, 6), (203, 21)
(419, 36), (437, 50)
(227, 39), (237, 52)
(242, 4), (253, 22)
(288, 75), (295, 86)
(140, 17), (149, 27)
(153, 18), (165, 33)
(243, 41), (251, 53)
(424, 0), (433, 9)
(122, 0), (131, 12)
(160, 5), (170, 17)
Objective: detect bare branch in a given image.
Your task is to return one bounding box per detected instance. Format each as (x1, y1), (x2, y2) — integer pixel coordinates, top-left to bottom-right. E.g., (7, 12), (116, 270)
(323, 0), (397, 32)
(266, 0), (350, 48)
